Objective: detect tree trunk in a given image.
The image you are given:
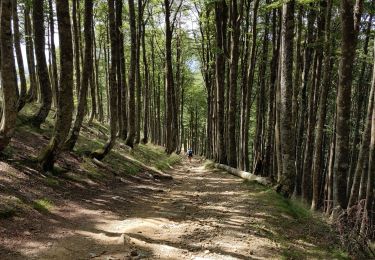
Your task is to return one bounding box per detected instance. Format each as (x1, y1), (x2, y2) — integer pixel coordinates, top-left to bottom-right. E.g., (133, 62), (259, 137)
(24, 5), (37, 102)
(347, 58), (374, 208)
(0, 0), (18, 151)
(38, 0), (73, 171)
(91, 0), (118, 160)
(12, 0), (27, 111)
(31, 0), (52, 128)
(164, 0), (178, 154)
(333, 0), (356, 209)
(64, 0), (93, 151)
(141, 21), (149, 144)
(311, 0), (332, 210)
(72, 0), (80, 96)
(227, 0), (241, 168)
(361, 40), (375, 233)
(125, 0), (137, 147)
(214, 0), (227, 164)
(277, 0), (295, 198)
(48, 0), (58, 108)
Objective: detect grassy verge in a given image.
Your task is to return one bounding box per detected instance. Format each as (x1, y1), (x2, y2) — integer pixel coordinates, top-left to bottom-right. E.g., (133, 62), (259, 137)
(243, 181), (348, 259)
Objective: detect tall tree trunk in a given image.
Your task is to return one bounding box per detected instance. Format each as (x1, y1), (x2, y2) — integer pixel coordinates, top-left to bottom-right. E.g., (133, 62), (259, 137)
(360, 44), (375, 232)
(264, 9), (280, 178)
(347, 14), (373, 198)
(88, 22), (97, 125)
(214, 0), (227, 164)
(135, 0), (143, 144)
(117, 0), (127, 139)
(141, 21), (149, 144)
(48, 0), (58, 108)
(0, 0), (18, 151)
(227, 0), (242, 167)
(164, 0), (178, 154)
(347, 61), (374, 208)
(253, 2), (269, 175)
(64, 0), (93, 151)
(311, 0), (332, 210)
(297, 7), (315, 197)
(243, 0), (259, 171)
(12, 0), (27, 111)
(31, 0), (52, 128)
(333, 0), (356, 209)
(277, 0), (295, 197)
(24, 4), (37, 102)
(72, 0), (80, 96)
(125, 0), (137, 147)
(92, 0), (118, 160)
(38, 0), (73, 171)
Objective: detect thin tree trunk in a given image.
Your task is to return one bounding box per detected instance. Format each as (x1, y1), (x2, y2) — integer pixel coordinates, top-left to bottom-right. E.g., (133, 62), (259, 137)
(48, 0), (58, 108)
(31, 0), (52, 128)
(91, 0), (118, 160)
(311, 0), (332, 210)
(141, 21), (150, 144)
(360, 40), (375, 233)
(12, 0), (27, 111)
(25, 4), (37, 102)
(64, 0), (93, 151)
(347, 63), (374, 208)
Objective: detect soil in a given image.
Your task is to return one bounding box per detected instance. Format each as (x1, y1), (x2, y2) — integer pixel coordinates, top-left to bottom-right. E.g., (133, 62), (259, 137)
(1, 154), (344, 260)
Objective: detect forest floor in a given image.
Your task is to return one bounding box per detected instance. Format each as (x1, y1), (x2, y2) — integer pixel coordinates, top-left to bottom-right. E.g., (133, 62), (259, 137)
(0, 105), (348, 260)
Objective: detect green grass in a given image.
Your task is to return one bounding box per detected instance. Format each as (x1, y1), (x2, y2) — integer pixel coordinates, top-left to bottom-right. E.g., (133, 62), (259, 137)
(43, 176), (60, 187)
(241, 181), (348, 259)
(155, 153), (181, 171)
(32, 198), (53, 213)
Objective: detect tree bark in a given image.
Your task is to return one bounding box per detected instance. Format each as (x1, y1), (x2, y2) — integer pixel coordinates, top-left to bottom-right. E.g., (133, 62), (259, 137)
(214, 0), (227, 164)
(333, 0), (356, 209)
(24, 4), (37, 102)
(64, 0), (93, 151)
(360, 43), (374, 232)
(125, 0), (137, 148)
(31, 0), (52, 128)
(227, 0), (242, 168)
(277, 0), (295, 198)
(38, 0), (74, 171)
(311, 0), (332, 210)
(12, 0), (27, 111)
(91, 0), (118, 160)
(0, 0), (18, 151)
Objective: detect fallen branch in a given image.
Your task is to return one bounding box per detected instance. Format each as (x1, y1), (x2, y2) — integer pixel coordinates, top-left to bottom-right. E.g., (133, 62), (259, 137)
(212, 163), (271, 186)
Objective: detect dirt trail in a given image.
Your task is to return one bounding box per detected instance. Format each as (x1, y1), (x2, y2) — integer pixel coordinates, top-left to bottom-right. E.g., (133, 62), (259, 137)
(6, 159), (343, 260)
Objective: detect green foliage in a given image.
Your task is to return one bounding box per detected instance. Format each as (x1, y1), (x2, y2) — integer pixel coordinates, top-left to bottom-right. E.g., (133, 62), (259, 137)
(32, 198), (53, 213)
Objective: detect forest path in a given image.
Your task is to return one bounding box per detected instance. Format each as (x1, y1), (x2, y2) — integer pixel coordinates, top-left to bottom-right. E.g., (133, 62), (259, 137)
(27, 158), (342, 260)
